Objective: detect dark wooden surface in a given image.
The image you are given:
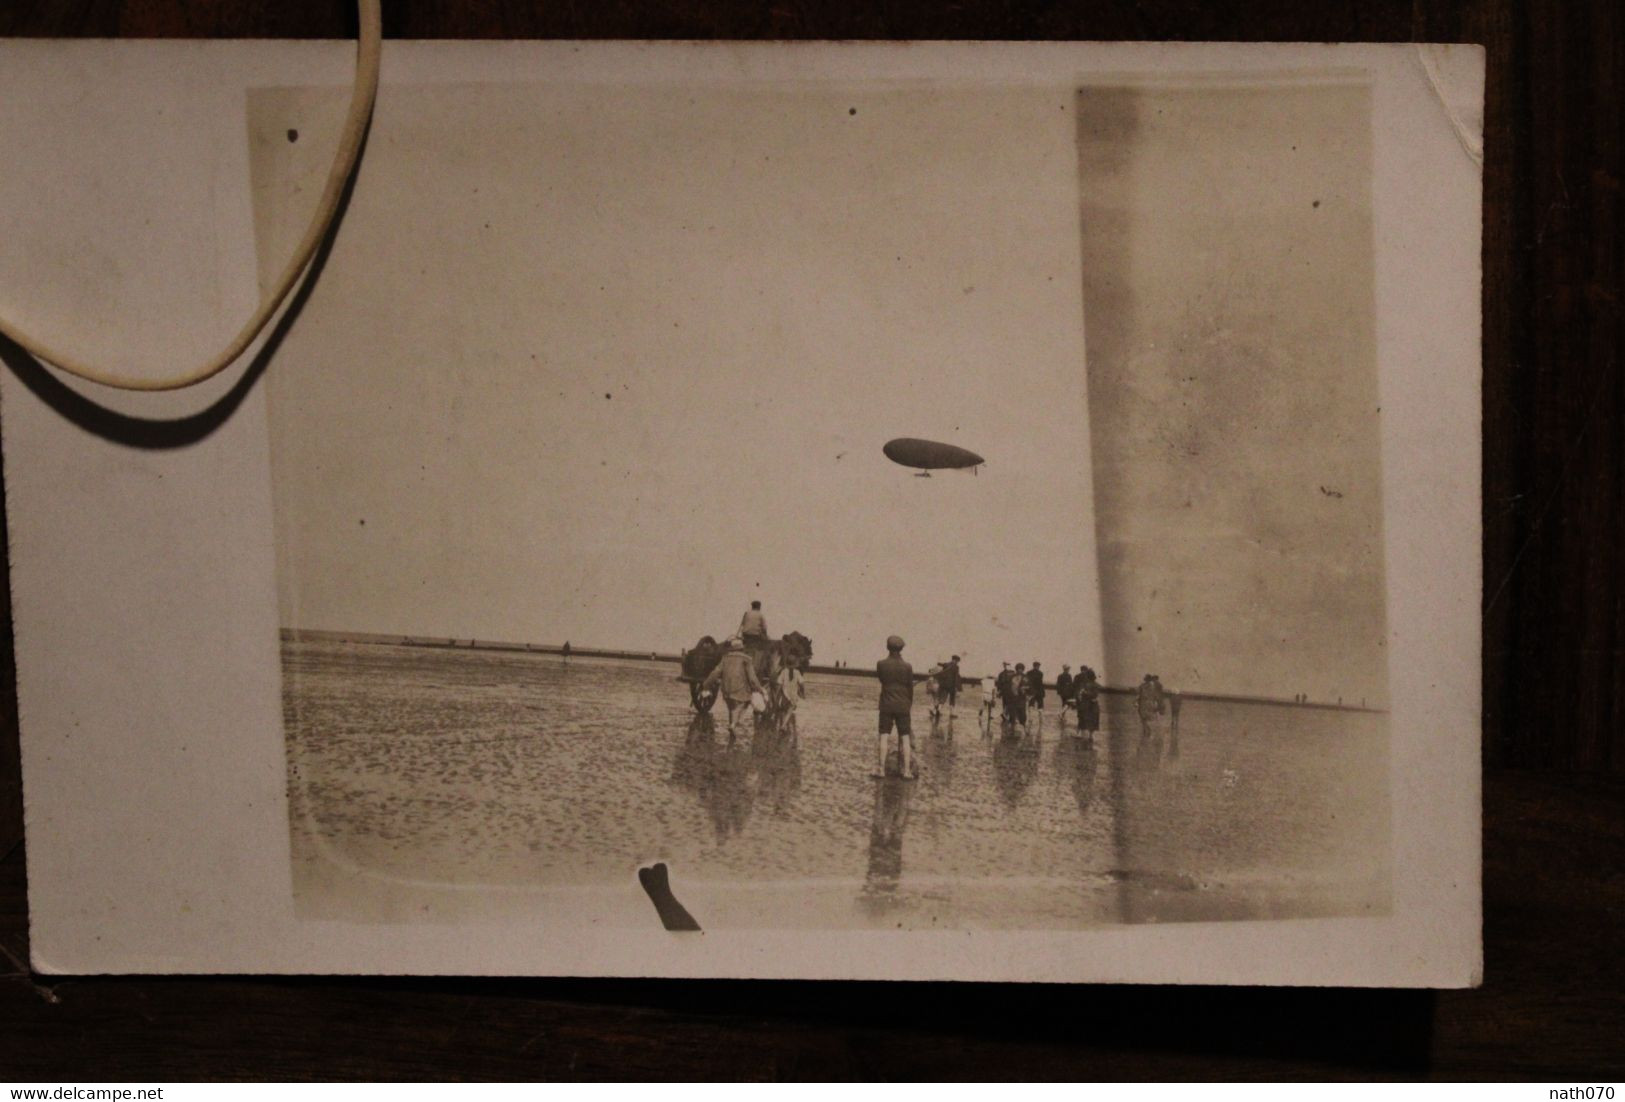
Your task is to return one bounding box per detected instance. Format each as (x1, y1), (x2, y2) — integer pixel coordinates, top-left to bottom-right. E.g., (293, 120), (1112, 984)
(0, 771), (1620, 1080)
(2, 0), (1623, 1081)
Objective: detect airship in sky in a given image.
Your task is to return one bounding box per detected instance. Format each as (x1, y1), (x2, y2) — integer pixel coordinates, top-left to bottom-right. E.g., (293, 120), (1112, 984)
(882, 437), (985, 477)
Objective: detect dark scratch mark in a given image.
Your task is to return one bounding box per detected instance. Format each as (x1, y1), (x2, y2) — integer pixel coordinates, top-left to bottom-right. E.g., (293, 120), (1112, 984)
(638, 862), (701, 931)
(1319, 485), (1344, 498)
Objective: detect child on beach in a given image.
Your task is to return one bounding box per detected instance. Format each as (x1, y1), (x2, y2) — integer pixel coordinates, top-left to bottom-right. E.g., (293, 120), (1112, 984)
(775, 659), (806, 732)
(980, 672), (1000, 724)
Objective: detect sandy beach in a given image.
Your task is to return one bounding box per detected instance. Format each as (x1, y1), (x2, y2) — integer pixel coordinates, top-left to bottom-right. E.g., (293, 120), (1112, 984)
(283, 640), (1389, 929)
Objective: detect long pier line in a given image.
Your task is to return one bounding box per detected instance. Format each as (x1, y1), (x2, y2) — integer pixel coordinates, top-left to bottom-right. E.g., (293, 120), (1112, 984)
(282, 628), (1386, 714)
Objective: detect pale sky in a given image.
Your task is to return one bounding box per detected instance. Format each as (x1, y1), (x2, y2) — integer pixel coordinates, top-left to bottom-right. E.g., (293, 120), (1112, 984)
(1077, 81), (1389, 705)
(251, 81), (1104, 678)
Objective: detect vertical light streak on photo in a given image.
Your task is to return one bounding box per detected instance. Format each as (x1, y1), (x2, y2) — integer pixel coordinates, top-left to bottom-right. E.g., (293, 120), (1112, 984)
(1077, 77), (1391, 921)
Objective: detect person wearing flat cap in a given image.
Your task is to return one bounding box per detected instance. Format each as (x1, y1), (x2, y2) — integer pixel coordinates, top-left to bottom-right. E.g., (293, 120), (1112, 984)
(875, 635), (917, 779)
(702, 636), (764, 737)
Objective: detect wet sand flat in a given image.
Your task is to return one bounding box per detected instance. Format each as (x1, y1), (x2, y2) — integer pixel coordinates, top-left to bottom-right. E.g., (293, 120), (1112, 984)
(283, 641), (1389, 929)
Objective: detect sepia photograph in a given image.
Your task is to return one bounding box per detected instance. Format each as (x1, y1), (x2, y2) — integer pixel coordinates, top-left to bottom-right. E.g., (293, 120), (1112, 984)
(21, 3), (1613, 1078)
(254, 69), (1391, 932)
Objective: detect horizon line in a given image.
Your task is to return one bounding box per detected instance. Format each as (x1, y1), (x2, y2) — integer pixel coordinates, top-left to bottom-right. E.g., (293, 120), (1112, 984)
(278, 627), (1388, 714)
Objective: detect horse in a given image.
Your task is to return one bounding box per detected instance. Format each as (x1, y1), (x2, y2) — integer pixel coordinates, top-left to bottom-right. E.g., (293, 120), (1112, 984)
(680, 635), (724, 712)
(679, 631), (813, 720)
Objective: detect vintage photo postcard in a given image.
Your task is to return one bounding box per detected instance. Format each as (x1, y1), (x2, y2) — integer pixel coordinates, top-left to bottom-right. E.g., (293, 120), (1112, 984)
(0, 41), (1482, 983)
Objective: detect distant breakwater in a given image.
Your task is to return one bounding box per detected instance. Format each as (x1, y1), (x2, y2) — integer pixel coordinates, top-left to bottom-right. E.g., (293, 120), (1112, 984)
(280, 628), (1384, 713)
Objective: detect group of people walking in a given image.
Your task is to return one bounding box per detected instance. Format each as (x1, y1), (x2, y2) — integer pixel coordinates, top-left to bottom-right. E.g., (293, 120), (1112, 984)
(875, 639), (1186, 781)
(873, 639), (1115, 780)
(977, 660), (1104, 738)
(697, 601), (1184, 783)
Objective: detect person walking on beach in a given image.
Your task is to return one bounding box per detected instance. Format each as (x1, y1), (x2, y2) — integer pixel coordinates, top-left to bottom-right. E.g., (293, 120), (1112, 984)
(925, 662), (944, 719)
(561, 640), (571, 664)
(775, 656), (806, 733)
(936, 655), (961, 720)
(702, 637), (764, 736)
(1075, 665), (1102, 740)
(1005, 663), (1029, 733)
(979, 670), (1000, 724)
(875, 635), (918, 779)
(1056, 665), (1076, 726)
(1136, 673), (1164, 738)
(995, 662), (1015, 723)
(1026, 661), (1047, 729)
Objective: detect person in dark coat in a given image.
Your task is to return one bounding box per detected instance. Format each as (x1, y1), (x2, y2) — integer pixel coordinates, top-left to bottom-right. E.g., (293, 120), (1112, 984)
(1075, 666), (1102, 739)
(1005, 663), (1029, 732)
(875, 635), (918, 779)
(1056, 666), (1076, 725)
(1026, 661), (1046, 728)
(994, 663), (1015, 722)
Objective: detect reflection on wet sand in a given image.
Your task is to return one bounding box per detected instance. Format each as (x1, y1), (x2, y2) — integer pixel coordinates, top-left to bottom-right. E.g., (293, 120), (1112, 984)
(1053, 736), (1099, 819)
(1135, 729), (1166, 776)
(670, 714), (805, 842)
(920, 719), (957, 790)
(286, 642), (1390, 928)
(751, 721), (803, 816)
(860, 776), (914, 916)
(669, 714), (755, 842)
(992, 728), (1040, 810)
